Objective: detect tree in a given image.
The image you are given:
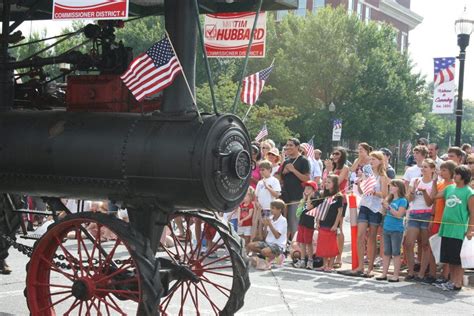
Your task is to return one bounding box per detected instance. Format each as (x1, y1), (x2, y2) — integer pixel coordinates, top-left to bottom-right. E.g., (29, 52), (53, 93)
(261, 7), (427, 148)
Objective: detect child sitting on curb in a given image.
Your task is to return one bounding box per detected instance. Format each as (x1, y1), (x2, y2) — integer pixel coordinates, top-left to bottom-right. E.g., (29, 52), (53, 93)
(247, 199), (287, 270)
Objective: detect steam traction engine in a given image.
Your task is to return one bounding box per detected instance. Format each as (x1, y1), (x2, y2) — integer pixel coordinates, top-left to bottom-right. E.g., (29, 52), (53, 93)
(0, 0), (296, 314)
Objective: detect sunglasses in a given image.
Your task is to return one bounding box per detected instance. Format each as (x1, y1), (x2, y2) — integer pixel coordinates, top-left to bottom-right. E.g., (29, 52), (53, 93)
(331, 152), (341, 156)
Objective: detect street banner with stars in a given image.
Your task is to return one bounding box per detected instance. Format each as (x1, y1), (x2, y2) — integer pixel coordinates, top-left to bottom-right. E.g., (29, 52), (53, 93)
(432, 57), (456, 114)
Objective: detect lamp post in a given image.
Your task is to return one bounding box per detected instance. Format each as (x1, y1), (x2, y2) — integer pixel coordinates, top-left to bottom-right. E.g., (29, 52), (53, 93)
(328, 102), (336, 153)
(454, 10), (473, 147)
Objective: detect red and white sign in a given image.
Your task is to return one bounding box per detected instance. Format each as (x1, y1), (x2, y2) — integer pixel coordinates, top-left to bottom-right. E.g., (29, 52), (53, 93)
(204, 12), (267, 58)
(53, 0), (128, 20)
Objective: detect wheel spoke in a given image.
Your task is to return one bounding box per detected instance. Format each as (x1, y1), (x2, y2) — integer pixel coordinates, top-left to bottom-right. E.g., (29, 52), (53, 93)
(39, 255), (75, 280)
(198, 236), (223, 262)
(54, 236), (81, 276)
(199, 255), (231, 268)
(95, 263), (134, 283)
(169, 225), (190, 262)
(195, 281), (221, 314)
(201, 269), (233, 278)
(160, 280), (183, 312)
(35, 282), (73, 289)
(200, 275), (231, 297)
(50, 289), (73, 296)
(100, 239), (121, 274)
(39, 294), (74, 312)
(106, 294), (128, 315)
(75, 226), (87, 277)
(200, 264), (233, 271)
(64, 298), (80, 315)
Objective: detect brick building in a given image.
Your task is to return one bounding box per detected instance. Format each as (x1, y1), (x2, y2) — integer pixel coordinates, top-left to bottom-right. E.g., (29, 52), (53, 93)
(277, 0), (423, 52)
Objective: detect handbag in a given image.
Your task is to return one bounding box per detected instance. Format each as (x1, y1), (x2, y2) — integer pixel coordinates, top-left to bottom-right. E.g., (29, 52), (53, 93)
(429, 234), (442, 264)
(460, 237), (474, 269)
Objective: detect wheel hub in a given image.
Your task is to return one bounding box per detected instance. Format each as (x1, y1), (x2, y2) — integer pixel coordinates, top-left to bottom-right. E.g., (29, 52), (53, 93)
(72, 278), (95, 301)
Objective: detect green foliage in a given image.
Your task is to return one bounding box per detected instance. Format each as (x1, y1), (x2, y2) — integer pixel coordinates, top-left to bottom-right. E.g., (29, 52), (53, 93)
(115, 16), (165, 56)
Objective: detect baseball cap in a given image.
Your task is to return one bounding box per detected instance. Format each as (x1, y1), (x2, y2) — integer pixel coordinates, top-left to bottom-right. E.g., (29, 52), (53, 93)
(380, 148), (392, 157)
(301, 180), (318, 191)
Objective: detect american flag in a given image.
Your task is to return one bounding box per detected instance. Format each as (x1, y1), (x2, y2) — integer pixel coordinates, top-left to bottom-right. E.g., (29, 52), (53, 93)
(405, 142), (412, 159)
(254, 124), (268, 142)
(333, 119), (342, 129)
(306, 137), (315, 160)
(360, 175), (377, 196)
(308, 196), (334, 221)
(434, 57), (455, 87)
(240, 64), (274, 105)
(121, 36), (182, 101)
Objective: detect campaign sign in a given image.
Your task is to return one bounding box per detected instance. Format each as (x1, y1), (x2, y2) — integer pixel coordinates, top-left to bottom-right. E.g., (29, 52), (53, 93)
(53, 0), (128, 20)
(204, 12), (267, 58)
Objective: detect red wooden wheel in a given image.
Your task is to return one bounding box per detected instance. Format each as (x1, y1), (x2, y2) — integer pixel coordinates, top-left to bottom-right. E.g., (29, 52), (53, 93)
(26, 212), (160, 316)
(158, 210), (249, 316)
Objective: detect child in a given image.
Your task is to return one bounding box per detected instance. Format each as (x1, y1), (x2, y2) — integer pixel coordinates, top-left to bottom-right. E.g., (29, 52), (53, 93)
(294, 180), (318, 269)
(253, 160), (281, 240)
(313, 175), (343, 272)
(238, 187), (255, 248)
(377, 179), (408, 282)
(247, 199), (287, 270)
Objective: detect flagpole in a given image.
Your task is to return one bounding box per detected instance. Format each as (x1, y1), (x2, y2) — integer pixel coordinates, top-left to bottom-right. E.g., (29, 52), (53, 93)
(231, 0), (264, 114)
(242, 105), (253, 122)
(165, 31), (203, 123)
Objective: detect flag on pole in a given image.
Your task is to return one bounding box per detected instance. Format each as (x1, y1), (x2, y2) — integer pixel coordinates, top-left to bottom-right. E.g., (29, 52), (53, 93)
(121, 35), (182, 101)
(254, 124), (268, 142)
(308, 196), (334, 221)
(405, 142), (412, 159)
(306, 137), (315, 160)
(434, 57), (455, 87)
(360, 175), (377, 196)
(240, 64), (274, 105)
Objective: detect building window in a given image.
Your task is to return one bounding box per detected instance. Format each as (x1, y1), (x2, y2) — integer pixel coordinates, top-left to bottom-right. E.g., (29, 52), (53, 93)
(348, 0), (354, 13)
(400, 32), (407, 52)
(313, 0), (325, 13)
(365, 6), (371, 23)
(276, 10), (288, 21)
(357, 2), (363, 19)
(296, 0), (307, 16)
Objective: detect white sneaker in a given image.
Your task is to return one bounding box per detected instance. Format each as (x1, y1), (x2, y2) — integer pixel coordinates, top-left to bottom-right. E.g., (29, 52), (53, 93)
(306, 260), (313, 270)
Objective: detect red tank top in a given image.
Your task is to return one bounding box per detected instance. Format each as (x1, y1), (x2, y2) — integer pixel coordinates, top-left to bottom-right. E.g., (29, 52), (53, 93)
(335, 168), (348, 204)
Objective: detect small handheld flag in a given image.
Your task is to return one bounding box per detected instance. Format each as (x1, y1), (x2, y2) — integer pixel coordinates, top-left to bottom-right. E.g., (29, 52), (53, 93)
(121, 35), (182, 102)
(360, 175), (377, 196)
(405, 142), (412, 159)
(308, 196), (334, 221)
(254, 124), (268, 142)
(240, 64), (274, 105)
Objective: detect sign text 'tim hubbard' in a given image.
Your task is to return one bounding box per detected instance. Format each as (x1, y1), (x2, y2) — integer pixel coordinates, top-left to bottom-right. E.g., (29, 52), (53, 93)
(53, 0), (128, 20)
(204, 12), (267, 58)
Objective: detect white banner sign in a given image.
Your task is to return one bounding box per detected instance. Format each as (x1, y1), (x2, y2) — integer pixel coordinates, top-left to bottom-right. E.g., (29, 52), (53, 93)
(432, 57), (456, 114)
(204, 12), (267, 58)
(332, 119), (342, 142)
(53, 0), (128, 20)
(432, 81), (455, 114)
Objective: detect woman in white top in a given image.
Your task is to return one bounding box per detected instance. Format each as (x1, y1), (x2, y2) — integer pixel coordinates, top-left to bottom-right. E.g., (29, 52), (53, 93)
(353, 151), (388, 277)
(404, 158), (435, 281)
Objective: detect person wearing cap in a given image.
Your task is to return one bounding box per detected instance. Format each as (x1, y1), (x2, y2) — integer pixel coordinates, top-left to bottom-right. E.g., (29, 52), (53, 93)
(266, 147), (281, 176)
(380, 148), (396, 180)
(294, 180), (319, 269)
(301, 143), (322, 184)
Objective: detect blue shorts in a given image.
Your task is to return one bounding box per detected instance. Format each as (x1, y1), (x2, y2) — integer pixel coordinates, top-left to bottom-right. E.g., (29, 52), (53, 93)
(357, 206), (383, 226)
(407, 212), (430, 230)
(229, 218), (238, 232)
(383, 230), (403, 256)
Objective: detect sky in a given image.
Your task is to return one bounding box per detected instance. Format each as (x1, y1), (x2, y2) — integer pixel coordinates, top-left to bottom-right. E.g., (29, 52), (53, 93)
(13, 0), (474, 99)
(409, 0), (474, 100)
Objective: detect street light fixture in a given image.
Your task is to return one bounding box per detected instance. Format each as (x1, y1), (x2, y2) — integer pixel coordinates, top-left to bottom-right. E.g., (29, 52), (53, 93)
(454, 9), (474, 146)
(328, 102), (336, 112)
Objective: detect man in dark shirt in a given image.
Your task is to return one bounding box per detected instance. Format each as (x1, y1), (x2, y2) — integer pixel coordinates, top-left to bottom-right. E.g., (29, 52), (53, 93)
(278, 138), (310, 240)
(380, 147), (396, 179)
